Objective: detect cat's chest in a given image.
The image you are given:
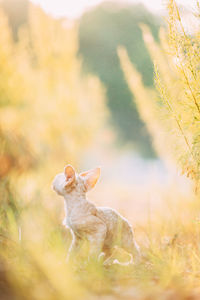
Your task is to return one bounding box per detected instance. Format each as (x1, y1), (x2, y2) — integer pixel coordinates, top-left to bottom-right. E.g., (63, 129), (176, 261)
(63, 201), (97, 228)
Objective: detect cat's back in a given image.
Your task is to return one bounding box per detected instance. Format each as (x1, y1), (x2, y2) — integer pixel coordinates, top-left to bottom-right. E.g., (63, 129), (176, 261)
(97, 206), (134, 233)
(96, 206), (128, 230)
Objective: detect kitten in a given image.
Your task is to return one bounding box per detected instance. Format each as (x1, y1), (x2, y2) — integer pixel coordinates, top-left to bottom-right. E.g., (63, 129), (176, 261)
(52, 164), (141, 265)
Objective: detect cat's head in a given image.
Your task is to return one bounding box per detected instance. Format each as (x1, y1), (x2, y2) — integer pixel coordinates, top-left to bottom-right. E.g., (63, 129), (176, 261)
(52, 164), (100, 197)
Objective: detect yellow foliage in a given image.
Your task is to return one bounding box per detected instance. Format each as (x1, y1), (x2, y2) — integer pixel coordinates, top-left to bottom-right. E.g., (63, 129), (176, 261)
(119, 0), (200, 193)
(0, 4), (110, 299)
(0, 5), (108, 184)
(3, 2), (200, 300)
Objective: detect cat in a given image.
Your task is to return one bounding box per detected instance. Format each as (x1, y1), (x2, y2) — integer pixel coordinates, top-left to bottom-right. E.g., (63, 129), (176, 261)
(52, 164), (141, 265)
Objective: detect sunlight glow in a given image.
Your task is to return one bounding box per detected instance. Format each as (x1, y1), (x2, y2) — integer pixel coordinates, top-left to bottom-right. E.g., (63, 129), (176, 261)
(30, 0), (103, 18)
(30, 0), (197, 19)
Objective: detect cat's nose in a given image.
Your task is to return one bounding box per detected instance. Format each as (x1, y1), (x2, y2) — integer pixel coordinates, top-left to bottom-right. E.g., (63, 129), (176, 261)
(51, 182), (56, 191)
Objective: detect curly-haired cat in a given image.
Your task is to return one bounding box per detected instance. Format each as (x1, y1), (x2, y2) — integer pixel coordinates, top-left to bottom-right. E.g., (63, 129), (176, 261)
(52, 164), (141, 265)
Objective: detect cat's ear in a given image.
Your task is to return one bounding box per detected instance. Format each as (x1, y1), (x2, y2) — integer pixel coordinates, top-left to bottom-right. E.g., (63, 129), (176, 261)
(80, 167), (100, 191)
(64, 164), (75, 185)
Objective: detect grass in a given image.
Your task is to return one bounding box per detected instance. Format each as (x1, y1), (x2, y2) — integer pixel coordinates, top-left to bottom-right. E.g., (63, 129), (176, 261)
(1, 179), (200, 300)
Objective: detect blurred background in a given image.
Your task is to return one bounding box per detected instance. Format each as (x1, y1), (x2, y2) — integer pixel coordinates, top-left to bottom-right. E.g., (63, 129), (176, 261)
(0, 0), (195, 228)
(1, 1), (200, 299)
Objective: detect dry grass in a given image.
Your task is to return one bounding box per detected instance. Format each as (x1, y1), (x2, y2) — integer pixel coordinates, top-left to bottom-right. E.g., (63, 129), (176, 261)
(1, 176), (200, 300)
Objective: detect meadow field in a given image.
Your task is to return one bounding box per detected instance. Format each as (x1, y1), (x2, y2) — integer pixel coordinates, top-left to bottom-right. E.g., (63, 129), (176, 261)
(1, 0), (200, 299)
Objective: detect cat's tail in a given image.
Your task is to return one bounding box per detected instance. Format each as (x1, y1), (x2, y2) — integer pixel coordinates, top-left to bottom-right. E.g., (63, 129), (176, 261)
(112, 252), (133, 266)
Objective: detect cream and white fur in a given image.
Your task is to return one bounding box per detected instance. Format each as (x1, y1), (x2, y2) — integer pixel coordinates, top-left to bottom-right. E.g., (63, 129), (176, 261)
(52, 164), (140, 265)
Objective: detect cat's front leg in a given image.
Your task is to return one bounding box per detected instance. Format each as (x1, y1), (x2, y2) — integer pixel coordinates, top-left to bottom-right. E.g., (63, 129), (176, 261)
(66, 231), (81, 262)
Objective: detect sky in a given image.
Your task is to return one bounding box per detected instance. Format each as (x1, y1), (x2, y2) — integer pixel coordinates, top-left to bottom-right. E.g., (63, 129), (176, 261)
(30, 0), (197, 19)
